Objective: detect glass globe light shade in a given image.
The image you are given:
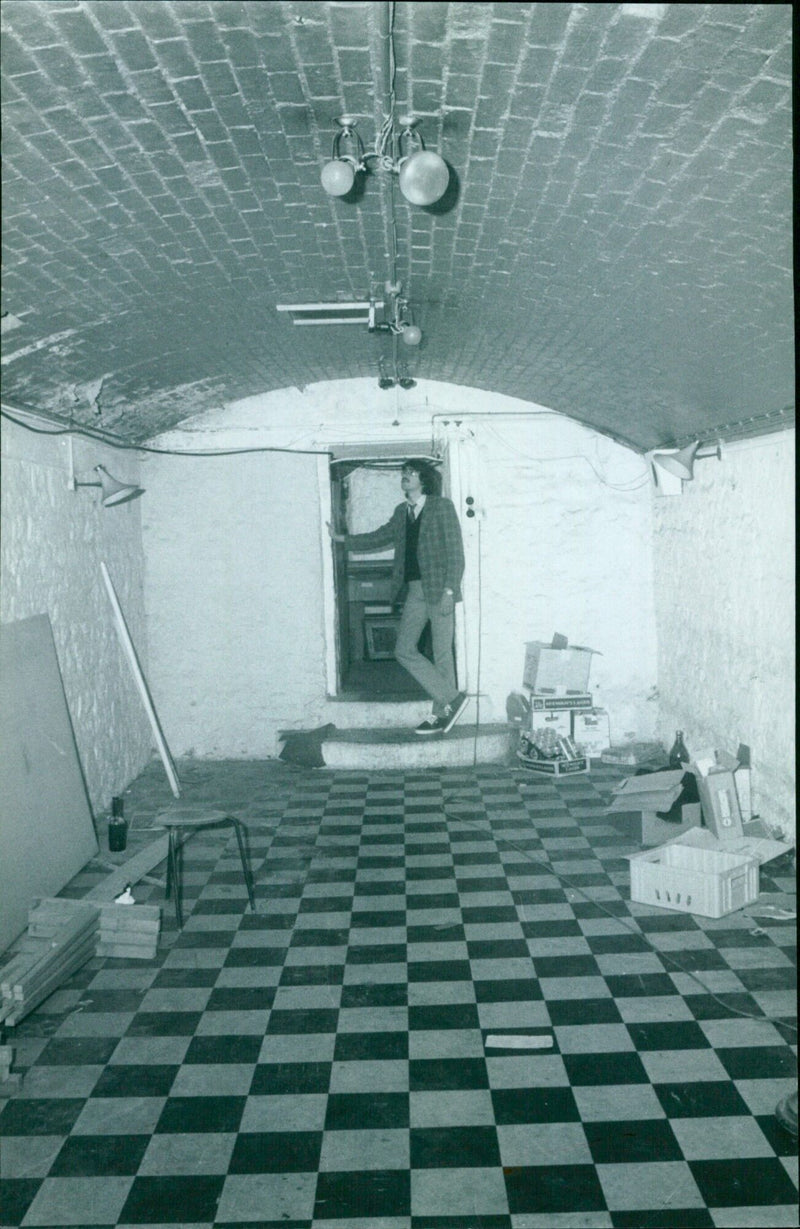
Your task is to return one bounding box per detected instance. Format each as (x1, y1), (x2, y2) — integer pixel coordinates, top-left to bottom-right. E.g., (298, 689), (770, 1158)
(321, 159), (355, 196)
(398, 150), (449, 206)
(401, 324), (422, 346)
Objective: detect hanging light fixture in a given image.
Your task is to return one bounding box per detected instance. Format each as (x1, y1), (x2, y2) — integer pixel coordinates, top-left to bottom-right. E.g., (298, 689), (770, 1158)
(377, 356), (395, 389)
(369, 284), (423, 347)
(321, 115), (448, 207)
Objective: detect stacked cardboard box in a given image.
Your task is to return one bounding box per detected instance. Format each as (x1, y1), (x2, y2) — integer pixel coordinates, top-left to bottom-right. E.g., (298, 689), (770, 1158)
(620, 746), (793, 918)
(606, 770), (702, 847)
(517, 634), (605, 775)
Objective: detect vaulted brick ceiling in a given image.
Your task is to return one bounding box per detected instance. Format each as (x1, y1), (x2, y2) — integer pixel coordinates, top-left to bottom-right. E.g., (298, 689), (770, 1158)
(1, 1), (794, 450)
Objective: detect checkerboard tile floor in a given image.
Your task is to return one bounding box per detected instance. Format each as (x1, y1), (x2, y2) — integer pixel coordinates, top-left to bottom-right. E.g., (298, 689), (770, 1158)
(1, 761), (796, 1228)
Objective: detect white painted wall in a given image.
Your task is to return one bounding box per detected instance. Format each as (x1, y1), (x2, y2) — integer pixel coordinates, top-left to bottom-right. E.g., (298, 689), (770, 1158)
(0, 416), (152, 813)
(653, 430), (795, 840)
(141, 450), (329, 755)
(144, 379), (658, 752)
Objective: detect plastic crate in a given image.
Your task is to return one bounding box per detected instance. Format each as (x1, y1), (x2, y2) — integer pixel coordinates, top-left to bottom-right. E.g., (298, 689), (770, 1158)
(629, 840), (759, 918)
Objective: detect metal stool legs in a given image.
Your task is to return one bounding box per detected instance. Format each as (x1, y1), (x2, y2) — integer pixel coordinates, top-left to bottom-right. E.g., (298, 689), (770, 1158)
(164, 815), (256, 929)
(231, 817), (257, 914)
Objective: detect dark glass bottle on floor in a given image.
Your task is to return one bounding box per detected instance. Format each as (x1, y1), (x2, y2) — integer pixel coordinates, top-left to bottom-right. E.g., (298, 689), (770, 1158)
(668, 730), (690, 768)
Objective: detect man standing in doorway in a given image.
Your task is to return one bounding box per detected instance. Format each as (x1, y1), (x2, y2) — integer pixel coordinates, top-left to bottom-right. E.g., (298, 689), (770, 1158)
(329, 459), (468, 735)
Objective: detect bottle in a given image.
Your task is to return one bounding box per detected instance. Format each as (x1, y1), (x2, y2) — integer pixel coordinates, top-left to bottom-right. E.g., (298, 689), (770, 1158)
(108, 796), (127, 852)
(668, 730), (689, 768)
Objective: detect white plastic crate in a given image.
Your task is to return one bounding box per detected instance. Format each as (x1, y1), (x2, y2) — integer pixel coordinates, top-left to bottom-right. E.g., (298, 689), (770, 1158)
(629, 840), (759, 918)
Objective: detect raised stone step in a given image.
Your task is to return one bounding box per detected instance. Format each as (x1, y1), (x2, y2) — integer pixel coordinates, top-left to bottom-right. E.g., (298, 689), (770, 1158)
(321, 723), (515, 769)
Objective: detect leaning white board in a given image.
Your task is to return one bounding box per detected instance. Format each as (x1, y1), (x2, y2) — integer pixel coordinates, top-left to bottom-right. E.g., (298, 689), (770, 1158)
(0, 615), (99, 954)
(100, 562), (181, 799)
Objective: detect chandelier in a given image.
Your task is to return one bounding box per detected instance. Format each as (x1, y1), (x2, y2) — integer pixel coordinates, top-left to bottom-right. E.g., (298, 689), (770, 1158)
(320, 115), (449, 207)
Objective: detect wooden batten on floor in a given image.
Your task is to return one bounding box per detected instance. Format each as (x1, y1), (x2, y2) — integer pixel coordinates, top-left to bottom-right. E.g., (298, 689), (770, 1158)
(0, 845), (167, 1026)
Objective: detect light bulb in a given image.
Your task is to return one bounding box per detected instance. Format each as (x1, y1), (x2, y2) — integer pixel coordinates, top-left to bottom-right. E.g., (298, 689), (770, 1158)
(398, 150), (449, 206)
(321, 159), (355, 196)
(402, 324), (422, 346)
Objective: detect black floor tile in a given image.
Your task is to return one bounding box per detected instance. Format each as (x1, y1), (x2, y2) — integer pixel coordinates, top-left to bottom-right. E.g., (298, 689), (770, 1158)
(184, 1034), (263, 1064)
(654, 1079), (752, 1118)
(324, 1092), (409, 1130)
(37, 1037), (119, 1066)
(334, 1030), (409, 1060)
(548, 996), (623, 1025)
(92, 1064), (178, 1098)
(491, 1086), (581, 1124)
(313, 1168), (411, 1218)
(611, 1210), (714, 1228)
(410, 1057), (489, 1091)
(0, 1178), (41, 1226)
(155, 1095), (246, 1134)
(228, 1130), (322, 1172)
(119, 1174), (225, 1223)
(584, 1117), (683, 1163)
(626, 1020), (711, 1050)
(126, 1011), (202, 1036)
(408, 1002), (480, 1030)
(250, 1062), (331, 1094)
(474, 978), (543, 1003)
(690, 1157), (799, 1207)
(504, 1163), (607, 1213)
(411, 1124), (501, 1167)
(715, 1044), (796, 1080)
(340, 982), (407, 1008)
(49, 1132), (149, 1175)
(563, 1051), (649, 1086)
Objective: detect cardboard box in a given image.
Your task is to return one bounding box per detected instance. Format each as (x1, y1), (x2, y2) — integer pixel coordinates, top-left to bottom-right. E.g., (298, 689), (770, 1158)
(530, 693), (593, 712)
(628, 828), (759, 918)
(606, 769), (703, 847)
(516, 749), (590, 776)
(572, 709), (611, 757)
(601, 742), (668, 767)
(523, 635), (599, 694)
(642, 804), (702, 848)
(529, 709), (572, 742)
(689, 748), (753, 838)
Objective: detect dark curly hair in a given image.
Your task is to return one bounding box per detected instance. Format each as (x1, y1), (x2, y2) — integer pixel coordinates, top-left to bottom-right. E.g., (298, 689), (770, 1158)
(402, 458), (441, 495)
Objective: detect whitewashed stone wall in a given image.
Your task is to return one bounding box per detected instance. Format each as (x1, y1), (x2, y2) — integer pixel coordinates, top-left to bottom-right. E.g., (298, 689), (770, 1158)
(653, 430), (795, 840)
(142, 450), (328, 755)
(144, 379), (658, 752)
(0, 417), (151, 814)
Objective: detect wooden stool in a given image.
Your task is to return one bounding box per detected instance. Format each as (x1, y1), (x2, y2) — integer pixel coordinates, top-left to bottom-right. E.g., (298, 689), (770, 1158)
(154, 806), (256, 928)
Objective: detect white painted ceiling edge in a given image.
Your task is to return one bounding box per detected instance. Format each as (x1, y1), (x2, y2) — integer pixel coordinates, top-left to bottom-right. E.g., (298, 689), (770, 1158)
(146, 377), (639, 455)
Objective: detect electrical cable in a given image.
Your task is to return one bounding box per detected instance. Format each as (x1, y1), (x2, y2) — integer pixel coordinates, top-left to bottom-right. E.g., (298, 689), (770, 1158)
(440, 800), (797, 1038)
(0, 406), (331, 457)
(478, 420), (652, 490)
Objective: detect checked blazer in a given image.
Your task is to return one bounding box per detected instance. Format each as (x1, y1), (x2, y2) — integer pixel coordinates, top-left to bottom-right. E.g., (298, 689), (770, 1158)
(345, 494), (465, 607)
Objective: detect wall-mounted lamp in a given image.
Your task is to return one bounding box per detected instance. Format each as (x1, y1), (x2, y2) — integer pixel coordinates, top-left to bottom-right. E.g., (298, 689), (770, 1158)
(72, 464), (145, 507)
(321, 116), (449, 207)
(68, 441), (143, 507)
(651, 440), (722, 482)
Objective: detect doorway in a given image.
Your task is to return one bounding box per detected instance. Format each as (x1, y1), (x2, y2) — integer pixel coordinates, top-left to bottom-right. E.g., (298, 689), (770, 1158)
(329, 455), (438, 701)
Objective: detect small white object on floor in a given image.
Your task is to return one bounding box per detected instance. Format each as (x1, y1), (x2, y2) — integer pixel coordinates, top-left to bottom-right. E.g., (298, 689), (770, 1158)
(114, 884), (135, 904)
(485, 1034), (554, 1050)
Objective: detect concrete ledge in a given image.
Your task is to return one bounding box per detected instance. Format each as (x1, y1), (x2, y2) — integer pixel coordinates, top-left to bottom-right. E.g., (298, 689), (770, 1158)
(321, 723), (514, 769)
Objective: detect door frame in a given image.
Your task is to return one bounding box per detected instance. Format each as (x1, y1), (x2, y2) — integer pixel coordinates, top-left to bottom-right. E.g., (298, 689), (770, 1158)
(317, 444), (463, 699)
